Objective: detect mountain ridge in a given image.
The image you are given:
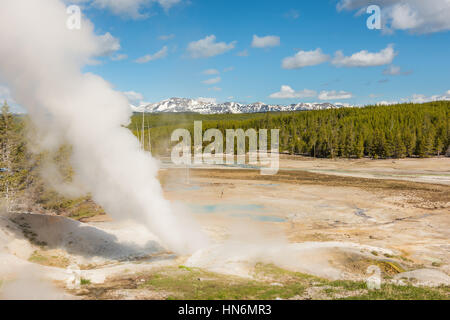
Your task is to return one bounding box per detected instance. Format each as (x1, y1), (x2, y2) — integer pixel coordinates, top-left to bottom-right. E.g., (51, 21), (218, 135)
(130, 97), (353, 114)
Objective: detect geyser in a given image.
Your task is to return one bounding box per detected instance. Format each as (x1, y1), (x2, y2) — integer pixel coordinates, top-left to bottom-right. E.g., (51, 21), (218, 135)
(0, 0), (206, 253)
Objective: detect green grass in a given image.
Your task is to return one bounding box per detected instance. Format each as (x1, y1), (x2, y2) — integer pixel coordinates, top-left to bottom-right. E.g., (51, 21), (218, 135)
(135, 264), (449, 300)
(28, 250), (70, 268)
(343, 284), (449, 300)
(80, 278), (92, 286)
(139, 265), (309, 300)
(28, 251), (48, 264)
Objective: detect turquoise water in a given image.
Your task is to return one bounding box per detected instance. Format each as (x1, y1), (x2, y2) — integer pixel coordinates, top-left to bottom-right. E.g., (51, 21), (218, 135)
(254, 183), (280, 188)
(190, 204), (265, 214)
(230, 213), (286, 222)
(189, 204), (286, 223)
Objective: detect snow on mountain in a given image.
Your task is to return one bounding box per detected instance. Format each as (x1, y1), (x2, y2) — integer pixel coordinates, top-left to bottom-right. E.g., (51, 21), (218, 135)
(130, 98), (353, 115)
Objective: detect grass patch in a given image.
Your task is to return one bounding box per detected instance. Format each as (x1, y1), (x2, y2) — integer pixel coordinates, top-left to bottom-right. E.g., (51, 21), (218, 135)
(80, 263), (449, 300)
(140, 265), (308, 300)
(28, 250), (70, 268)
(178, 265), (193, 272)
(343, 284), (449, 300)
(80, 278), (92, 286)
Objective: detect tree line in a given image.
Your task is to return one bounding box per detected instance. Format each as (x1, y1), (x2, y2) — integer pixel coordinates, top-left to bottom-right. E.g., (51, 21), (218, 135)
(132, 101), (449, 159)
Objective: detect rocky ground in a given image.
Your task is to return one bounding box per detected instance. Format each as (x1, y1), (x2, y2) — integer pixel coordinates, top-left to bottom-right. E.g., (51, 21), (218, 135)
(0, 157), (449, 300)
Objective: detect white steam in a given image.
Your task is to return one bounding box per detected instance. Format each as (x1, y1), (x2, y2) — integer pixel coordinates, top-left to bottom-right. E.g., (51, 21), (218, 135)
(0, 0), (206, 253)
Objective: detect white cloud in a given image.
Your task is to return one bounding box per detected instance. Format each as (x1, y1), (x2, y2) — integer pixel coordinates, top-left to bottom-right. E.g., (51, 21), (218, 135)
(155, 0), (181, 11)
(91, 0), (150, 19)
(389, 3), (422, 30)
(187, 35), (236, 59)
(377, 100), (398, 106)
(122, 91), (144, 105)
(318, 90), (353, 100)
(376, 89), (450, 105)
(87, 0), (183, 19)
(202, 77), (221, 85)
(197, 97), (217, 104)
(237, 49), (249, 57)
(332, 44), (396, 67)
(97, 32), (121, 56)
(269, 86), (317, 99)
(383, 65), (412, 76)
(282, 48), (329, 69)
(224, 66), (234, 72)
(134, 46), (168, 63)
(208, 87), (222, 92)
(409, 90), (450, 103)
(337, 0), (450, 34)
(251, 35), (280, 48)
(203, 69), (220, 75)
(111, 53), (128, 61)
(159, 34), (175, 40)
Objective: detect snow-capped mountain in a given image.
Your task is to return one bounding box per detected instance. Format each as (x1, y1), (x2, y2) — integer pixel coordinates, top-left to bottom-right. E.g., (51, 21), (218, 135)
(130, 98), (352, 114)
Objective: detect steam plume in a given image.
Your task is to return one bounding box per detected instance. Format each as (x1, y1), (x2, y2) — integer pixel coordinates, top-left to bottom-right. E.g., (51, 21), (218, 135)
(0, 0), (206, 253)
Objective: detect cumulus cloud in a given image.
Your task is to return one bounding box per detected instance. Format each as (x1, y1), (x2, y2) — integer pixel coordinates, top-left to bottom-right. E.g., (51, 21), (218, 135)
(202, 77), (221, 85)
(383, 65), (412, 76)
(122, 91), (144, 105)
(409, 90), (450, 103)
(73, 0), (183, 19)
(187, 35), (236, 59)
(90, 0), (150, 19)
(203, 69), (220, 75)
(282, 48), (329, 69)
(155, 0), (181, 11)
(376, 100), (399, 106)
(332, 44), (396, 67)
(134, 46), (168, 63)
(97, 32), (121, 56)
(269, 86), (316, 99)
(376, 89), (450, 105)
(318, 90), (353, 100)
(337, 0), (450, 34)
(251, 35), (280, 48)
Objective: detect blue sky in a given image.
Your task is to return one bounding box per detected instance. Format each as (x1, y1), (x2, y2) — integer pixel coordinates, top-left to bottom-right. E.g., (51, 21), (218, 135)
(3, 0), (450, 110)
